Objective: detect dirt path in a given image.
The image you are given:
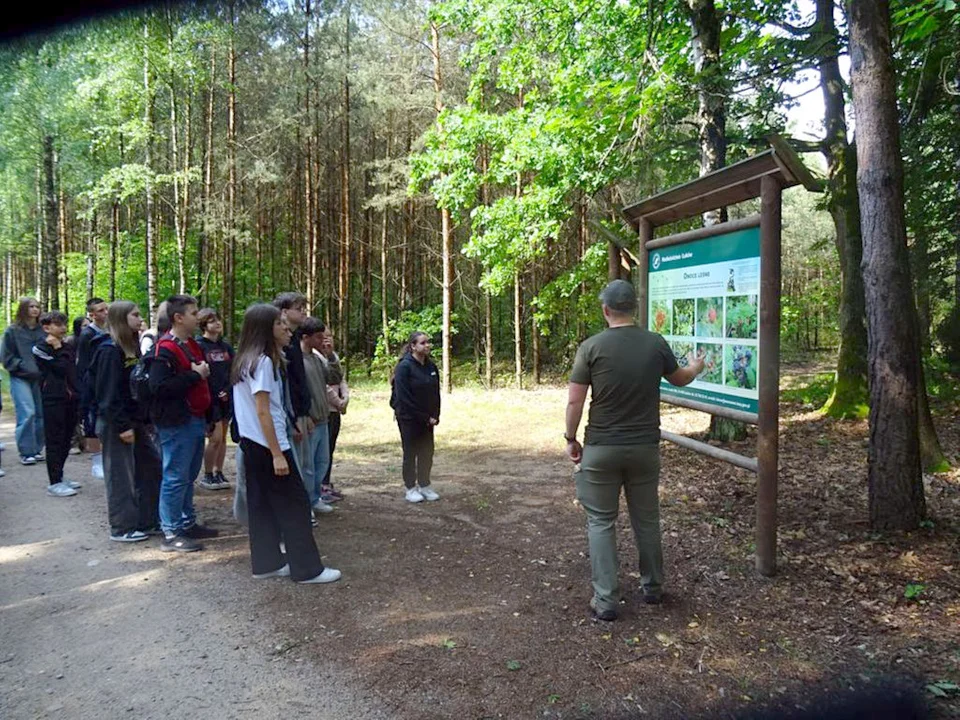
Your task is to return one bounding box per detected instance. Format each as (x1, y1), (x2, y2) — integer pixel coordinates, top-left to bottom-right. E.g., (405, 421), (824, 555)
(0, 419), (387, 720)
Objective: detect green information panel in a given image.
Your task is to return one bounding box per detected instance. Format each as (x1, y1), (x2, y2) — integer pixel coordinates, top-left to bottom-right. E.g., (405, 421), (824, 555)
(648, 226), (760, 414)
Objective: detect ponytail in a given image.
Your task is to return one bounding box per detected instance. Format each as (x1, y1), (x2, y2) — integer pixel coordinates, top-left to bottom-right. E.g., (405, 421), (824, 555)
(390, 330), (429, 386)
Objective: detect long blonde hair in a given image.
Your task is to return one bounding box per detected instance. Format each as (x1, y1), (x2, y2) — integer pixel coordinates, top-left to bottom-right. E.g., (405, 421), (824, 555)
(107, 301), (140, 358)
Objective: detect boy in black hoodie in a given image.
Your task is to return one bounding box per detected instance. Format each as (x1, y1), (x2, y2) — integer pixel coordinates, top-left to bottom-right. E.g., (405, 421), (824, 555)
(32, 311), (81, 497)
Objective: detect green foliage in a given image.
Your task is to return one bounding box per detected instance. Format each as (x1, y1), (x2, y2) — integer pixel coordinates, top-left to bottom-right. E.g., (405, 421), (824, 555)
(903, 583), (926, 601)
(372, 305), (456, 379)
(781, 373), (836, 407)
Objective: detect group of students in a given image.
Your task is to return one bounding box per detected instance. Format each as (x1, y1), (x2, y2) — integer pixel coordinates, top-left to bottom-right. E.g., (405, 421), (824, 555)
(1, 290), (442, 585)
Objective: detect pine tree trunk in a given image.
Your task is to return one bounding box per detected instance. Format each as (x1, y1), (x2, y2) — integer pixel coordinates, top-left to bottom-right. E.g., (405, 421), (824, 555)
(199, 47), (215, 301)
(431, 21), (454, 394)
(303, 0), (316, 309)
(514, 271), (522, 389)
(169, 27), (186, 295)
(144, 22), (157, 324)
(86, 209), (96, 300)
(485, 290), (493, 388)
(848, 0), (925, 529)
(110, 202), (118, 301)
(225, 3), (237, 337)
(338, 3), (352, 356)
(42, 135), (59, 310)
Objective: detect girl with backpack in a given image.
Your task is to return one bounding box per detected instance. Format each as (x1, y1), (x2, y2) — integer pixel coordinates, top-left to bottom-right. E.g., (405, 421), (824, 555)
(91, 301), (162, 542)
(232, 303), (340, 584)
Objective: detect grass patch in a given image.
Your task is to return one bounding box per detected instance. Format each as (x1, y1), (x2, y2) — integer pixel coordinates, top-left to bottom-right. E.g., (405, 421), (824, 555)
(780, 372), (835, 407)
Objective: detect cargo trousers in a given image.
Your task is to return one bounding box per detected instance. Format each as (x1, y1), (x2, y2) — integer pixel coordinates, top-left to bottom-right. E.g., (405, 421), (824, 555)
(574, 443), (663, 612)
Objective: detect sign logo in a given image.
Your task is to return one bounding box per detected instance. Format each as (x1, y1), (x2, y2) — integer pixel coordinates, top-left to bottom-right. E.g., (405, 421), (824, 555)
(652, 252), (661, 270)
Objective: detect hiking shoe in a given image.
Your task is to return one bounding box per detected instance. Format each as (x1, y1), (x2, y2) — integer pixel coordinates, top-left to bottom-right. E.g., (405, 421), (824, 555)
(298, 567), (342, 584)
(65, 479), (82, 490)
(312, 500), (334, 514)
(183, 523), (219, 539)
(253, 564), (291, 580)
(419, 486), (440, 502)
(46, 482), (77, 497)
(110, 530), (149, 543)
(405, 488), (424, 504)
(197, 474), (218, 490)
(20, 455), (37, 466)
(590, 598), (618, 622)
(160, 534), (202, 553)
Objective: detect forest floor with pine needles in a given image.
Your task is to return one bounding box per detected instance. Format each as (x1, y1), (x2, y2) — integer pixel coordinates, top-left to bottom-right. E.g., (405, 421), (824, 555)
(180, 359), (960, 719)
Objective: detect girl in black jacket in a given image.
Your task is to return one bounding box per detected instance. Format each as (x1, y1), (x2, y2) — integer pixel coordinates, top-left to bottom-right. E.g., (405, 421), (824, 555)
(91, 301), (162, 543)
(391, 331), (441, 504)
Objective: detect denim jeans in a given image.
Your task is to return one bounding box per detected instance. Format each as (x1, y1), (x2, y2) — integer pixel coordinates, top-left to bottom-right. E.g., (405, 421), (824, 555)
(157, 416), (206, 535)
(296, 420), (331, 505)
(10, 377), (44, 458)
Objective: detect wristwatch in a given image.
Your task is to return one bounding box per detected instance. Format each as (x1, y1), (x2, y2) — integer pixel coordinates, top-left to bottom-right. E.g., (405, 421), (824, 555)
(564, 434), (577, 443)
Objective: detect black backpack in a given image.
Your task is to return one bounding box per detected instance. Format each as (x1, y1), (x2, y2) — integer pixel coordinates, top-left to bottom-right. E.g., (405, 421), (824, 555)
(129, 348), (157, 415)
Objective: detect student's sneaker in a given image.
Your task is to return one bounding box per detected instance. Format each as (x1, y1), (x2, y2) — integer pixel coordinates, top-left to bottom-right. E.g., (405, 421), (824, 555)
(311, 514), (319, 527)
(214, 472), (231, 489)
(20, 455), (37, 466)
(319, 491), (340, 504)
(419, 486), (440, 502)
(298, 567), (342, 584)
(198, 473), (219, 490)
(312, 500), (334, 514)
(91, 453), (104, 480)
(0, 468), (6, 478)
(160, 534), (202, 553)
(33, 452), (45, 463)
(68, 447), (82, 455)
(253, 564), (290, 580)
(110, 530), (149, 543)
(322, 484), (344, 500)
(65, 480), (82, 490)
(405, 487), (424, 504)
(46, 482), (77, 497)
(183, 523), (219, 539)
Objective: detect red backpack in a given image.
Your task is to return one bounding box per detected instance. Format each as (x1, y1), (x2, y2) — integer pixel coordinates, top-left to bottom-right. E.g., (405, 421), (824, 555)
(155, 335), (212, 417)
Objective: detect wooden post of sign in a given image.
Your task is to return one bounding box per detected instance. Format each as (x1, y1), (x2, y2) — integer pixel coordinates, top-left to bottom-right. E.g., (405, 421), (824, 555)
(756, 174), (782, 576)
(637, 217), (653, 327)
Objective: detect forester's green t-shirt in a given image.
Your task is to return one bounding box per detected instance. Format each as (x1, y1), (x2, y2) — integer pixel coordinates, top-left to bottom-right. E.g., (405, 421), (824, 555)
(570, 325), (679, 446)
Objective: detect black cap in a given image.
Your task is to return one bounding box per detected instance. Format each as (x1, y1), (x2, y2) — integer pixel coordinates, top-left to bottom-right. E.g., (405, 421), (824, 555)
(598, 280), (637, 313)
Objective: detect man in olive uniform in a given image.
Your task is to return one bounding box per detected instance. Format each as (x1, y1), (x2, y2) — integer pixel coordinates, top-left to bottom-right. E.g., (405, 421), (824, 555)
(565, 280), (704, 621)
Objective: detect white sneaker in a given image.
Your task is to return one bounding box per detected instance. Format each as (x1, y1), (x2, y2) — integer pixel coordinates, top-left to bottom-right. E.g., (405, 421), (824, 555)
(419, 486), (440, 501)
(312, 500), (334, 514)
(65, 480), (82, 490)
(298, 567), (342, 584)
(253, 564), (291, 579)
(405, 488), (424, 503)
(91, 453), (104, 480)
(46, 482), (77, 497)
(0, 468), (5, 478)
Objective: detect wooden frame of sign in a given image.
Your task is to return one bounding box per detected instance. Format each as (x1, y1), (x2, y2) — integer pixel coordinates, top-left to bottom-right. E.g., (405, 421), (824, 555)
(622, 135), (821, 576)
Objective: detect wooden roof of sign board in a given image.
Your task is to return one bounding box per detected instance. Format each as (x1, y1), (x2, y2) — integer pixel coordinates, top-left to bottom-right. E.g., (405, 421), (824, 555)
(621, 135), (823, 229)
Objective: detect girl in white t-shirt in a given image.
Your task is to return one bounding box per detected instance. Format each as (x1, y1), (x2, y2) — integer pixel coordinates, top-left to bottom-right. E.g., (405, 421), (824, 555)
(231, 303), (340, 584)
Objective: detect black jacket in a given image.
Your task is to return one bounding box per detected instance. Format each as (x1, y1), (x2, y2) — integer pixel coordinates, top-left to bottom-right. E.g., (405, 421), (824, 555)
(32, 339), (78, 404)
(284, 330), (311, 419)
(148, 335), (208, 428)
(76, 323), (106, 411)
(91, 333), (143, 434)
(392, 353), (441, 425)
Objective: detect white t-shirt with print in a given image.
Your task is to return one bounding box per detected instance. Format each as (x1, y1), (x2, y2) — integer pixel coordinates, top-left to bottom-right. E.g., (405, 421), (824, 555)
(233, 355), (290, 451)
